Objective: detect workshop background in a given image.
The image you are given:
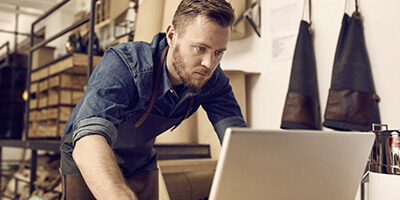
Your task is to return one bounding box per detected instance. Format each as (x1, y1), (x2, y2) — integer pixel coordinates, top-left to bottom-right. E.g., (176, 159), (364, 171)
(0, 0), (399, 199)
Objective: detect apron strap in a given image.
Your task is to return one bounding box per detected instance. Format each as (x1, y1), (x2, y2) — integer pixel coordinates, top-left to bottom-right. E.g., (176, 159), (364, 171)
(134, 47), (169, 128)
(344, 0), (361, 19)
(301, 0), (312, 33)
(302, 0), (312, 25)
(353, 0), (361, 19)
(171, 96), (195, 132)
(355, 0), (359, 13)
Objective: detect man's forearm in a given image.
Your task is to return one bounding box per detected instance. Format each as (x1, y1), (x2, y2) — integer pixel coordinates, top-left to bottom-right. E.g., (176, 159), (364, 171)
(72, 134), (137, 200)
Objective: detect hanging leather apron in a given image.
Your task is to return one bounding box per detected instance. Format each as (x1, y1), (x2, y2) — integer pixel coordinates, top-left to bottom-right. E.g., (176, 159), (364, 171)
(60, 47), (195, 200)
(281, 0), (321, 130)
(323, 0), (380, 131)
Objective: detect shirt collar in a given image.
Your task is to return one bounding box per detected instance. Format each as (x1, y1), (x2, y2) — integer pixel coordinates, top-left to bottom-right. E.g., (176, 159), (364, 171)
(157, 57), (174, 99)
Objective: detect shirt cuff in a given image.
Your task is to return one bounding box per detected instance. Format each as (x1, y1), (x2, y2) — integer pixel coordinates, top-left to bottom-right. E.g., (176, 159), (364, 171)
(72, 117), (118, 147)
(214, 116), (247, 143)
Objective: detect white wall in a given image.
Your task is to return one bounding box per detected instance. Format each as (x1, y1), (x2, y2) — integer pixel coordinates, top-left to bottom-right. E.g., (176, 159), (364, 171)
(222, 0), (400, 130)
(0, 13), (37, 54)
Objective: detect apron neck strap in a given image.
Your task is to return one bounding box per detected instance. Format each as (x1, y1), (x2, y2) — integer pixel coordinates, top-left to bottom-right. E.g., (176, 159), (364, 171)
(355, 0), (359, 13)
(135, 47), (169, 128)
(345, 0), (360, 16)
(301, 0), (312, 32)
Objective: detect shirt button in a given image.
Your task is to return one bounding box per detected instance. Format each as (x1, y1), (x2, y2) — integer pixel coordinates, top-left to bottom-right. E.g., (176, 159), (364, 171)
(170, 89), (174, 93)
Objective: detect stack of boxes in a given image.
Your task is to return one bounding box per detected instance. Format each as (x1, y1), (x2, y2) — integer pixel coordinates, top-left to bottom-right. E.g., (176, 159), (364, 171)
(29, 49), (101, 138)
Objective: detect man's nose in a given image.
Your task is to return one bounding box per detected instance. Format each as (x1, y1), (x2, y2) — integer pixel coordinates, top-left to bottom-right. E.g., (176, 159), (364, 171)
(201, 53), (215, 69)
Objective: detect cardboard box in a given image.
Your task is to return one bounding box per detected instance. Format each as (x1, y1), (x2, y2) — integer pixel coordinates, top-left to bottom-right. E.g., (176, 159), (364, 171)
(31, 46), (55, 70)
(110, 0), (130, 20)
(48, 89), (84, 106)
(48, 74), (87, 90)
(29, 98), (37, 110)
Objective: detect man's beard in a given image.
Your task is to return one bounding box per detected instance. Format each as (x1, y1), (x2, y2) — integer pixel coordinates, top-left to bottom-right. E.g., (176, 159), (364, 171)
(172, 44), (212, 90)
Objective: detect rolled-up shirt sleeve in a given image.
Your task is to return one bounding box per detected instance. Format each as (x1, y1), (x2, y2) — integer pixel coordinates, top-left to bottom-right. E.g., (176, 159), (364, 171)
(71, 48), (137, 147)
(201, 67), (247, 143)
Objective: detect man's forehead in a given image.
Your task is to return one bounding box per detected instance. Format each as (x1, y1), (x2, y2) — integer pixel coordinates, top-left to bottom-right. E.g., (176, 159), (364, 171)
(177, 16), (230, 50)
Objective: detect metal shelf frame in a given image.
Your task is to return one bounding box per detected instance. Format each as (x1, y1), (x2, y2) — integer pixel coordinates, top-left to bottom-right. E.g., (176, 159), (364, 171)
(24, 0), (96, 142)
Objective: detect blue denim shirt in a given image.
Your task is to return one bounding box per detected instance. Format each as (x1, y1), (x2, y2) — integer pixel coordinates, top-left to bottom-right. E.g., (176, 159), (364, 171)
(64, 33), (247, 147)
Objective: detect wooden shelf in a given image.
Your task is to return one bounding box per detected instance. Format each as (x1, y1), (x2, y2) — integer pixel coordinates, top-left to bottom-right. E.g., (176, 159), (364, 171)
(30, 53), (101, 83)
(158, 158), (217, 174)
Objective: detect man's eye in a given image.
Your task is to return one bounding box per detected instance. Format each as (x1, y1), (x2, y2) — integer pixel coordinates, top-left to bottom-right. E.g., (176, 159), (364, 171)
(215, 50), (224, 56)
(195, 46), (206, 53)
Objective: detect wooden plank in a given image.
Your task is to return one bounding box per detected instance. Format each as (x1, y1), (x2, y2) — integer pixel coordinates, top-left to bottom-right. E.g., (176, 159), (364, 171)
(28, 128), (38, 138)
(155, 144), (210, 160)
(30, 83), (38, 94)
(60, 107), (72, 121)
(29, 98), (37, 110)
(49, 74), (87, 89)
(30, 121), (38, 129)
(38, 93), (47, 108)
(72, 91), (84, 104)
(49, 55), (74, 76)
(73, 53), (102, 67)
(37, 109), (46, 121)
(65, 66), (87, 75)
(29, 120), (57, 138)
(59, 90), (72, 105)
(48, 75), (60, 89)
(48, 53), (101, 76)
(47, 108), (58, 120)
(34, 126), (57, 138)
(29, 118), (67, 139)
(48, 89), (60, 106)
(38, 79), (48, 92)
(158, 159), (217, 174)
(38, 106), (72, 121)
(59, 122), (67, 137)
(48, 89), (84, 106)
(29, 111), (38, 122)
(74, 53), (89, 66)
(36, 67), (49, 81)
(31, 71), (38, 82)
(71, 75), (87, 88)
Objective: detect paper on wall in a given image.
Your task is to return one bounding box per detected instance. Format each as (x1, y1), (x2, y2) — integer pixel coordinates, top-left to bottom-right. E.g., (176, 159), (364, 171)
(270, 2), (298, 62)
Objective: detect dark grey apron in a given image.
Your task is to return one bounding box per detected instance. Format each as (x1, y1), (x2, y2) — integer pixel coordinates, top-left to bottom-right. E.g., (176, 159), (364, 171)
(281, 0), (321, 130)
(323, 0), (380, 131)
(60, 47), (195, 199)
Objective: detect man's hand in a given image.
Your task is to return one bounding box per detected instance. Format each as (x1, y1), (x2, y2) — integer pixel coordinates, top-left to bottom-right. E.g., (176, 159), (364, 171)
(73, 134), (138, 200)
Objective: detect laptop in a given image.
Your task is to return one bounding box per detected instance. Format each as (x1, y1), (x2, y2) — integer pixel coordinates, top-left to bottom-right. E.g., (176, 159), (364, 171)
(209, 128), (375, 200)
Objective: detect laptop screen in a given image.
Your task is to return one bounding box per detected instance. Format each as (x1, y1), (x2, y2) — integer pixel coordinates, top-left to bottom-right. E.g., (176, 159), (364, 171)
(209, 128), (375, 200)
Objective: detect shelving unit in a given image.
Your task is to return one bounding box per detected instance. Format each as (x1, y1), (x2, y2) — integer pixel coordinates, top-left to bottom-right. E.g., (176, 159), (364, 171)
(0, 0), (98, 195)
(28, 52), (101, 139)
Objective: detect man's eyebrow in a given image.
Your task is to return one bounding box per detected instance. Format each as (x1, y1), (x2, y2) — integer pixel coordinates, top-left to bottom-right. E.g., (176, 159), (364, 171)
(194, 42), (227, 52)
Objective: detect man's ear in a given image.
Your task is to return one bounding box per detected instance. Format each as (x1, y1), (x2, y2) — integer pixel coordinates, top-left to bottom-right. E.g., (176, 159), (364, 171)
(166, 24), (177, 47)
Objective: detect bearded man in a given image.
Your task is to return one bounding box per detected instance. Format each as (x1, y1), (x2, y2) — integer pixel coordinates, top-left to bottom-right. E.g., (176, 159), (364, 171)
(60, 0), (246, 199)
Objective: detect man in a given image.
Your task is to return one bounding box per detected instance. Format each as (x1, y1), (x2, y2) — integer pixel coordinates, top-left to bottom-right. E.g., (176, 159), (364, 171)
(60, 0), (247, 199)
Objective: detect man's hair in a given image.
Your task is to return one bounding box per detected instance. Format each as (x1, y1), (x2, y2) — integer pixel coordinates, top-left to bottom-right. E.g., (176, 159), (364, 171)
(172, 0), (235, 34)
